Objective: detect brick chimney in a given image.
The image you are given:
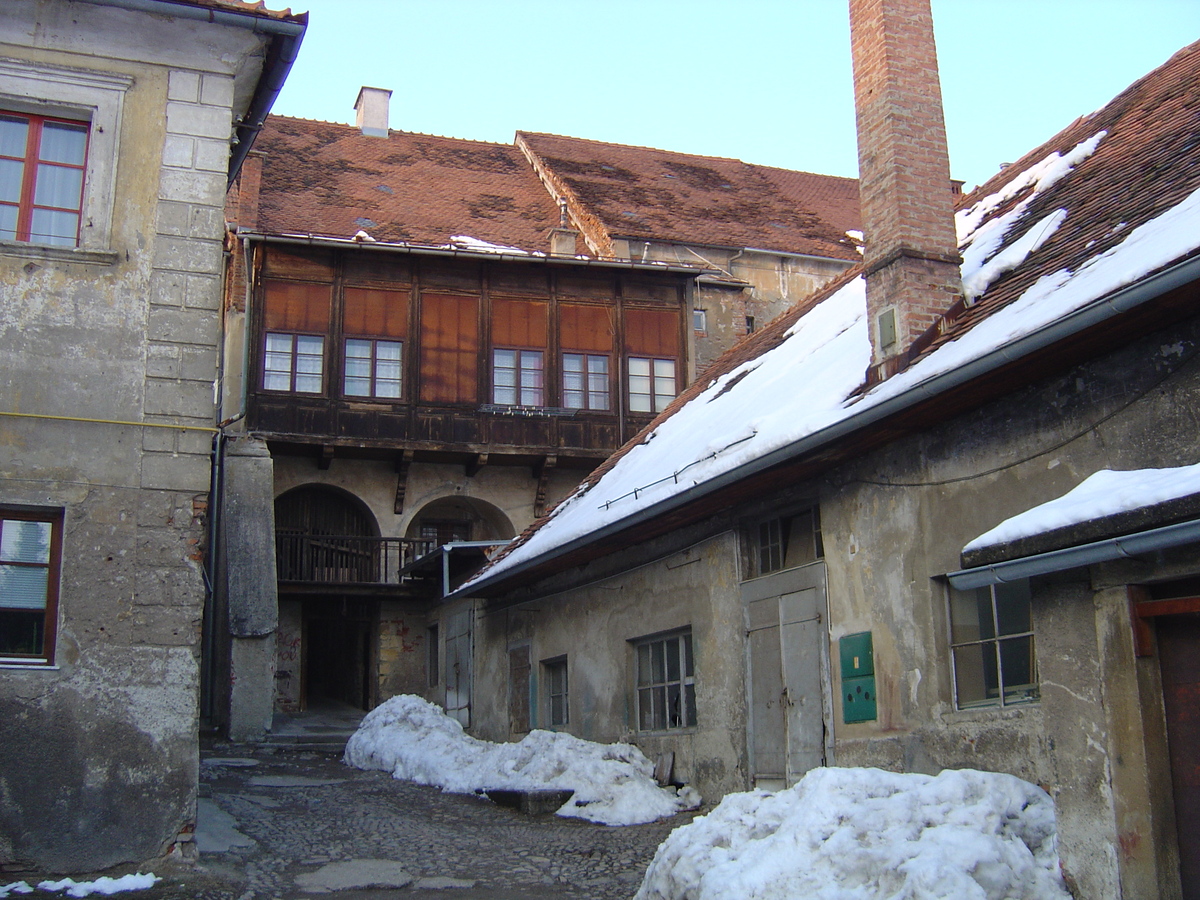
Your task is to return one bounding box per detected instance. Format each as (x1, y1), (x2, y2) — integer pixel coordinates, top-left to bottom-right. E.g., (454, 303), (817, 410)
(354, 86), (392, 137)
(549, 201), (579, 257)
(849, 0), (962, 379)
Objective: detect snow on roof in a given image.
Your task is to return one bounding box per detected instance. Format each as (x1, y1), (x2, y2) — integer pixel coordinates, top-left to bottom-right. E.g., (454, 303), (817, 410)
(963, 464), (1200, 553)
(633, 767), (1070, 900)
(466, 169), (1200, 590)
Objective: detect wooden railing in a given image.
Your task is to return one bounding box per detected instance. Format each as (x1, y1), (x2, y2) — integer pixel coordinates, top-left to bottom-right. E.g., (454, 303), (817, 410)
(275, 533), (436, 585)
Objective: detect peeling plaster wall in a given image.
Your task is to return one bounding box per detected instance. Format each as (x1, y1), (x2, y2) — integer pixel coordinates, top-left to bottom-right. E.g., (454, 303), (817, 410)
(0, 1), (265, 873)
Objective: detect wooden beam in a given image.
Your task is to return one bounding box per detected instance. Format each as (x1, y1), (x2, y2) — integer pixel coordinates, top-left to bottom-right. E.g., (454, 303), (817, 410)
(466, 453), (489, 478)
(317, 445), (334, 470)
(534, 455), (557, 518)
(1136, 595), (1200, 618)
(1128, 585), (1155, 658)
(394, 450), (414, 514)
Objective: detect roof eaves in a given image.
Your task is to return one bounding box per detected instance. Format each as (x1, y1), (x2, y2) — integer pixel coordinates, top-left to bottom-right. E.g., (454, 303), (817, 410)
(458, 250), (1200, 599)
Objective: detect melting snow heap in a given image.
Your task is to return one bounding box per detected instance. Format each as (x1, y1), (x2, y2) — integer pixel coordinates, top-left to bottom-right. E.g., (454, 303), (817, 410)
(344, 695), (697, 825)
(633, 767), (1070, 900)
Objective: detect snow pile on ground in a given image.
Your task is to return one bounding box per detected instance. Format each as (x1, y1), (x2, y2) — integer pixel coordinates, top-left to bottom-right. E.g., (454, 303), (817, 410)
(1, 874), (160, 898)
(964, 462), (1200, 551)
(634, 767), (1070, 900)
(344, 695), (694, 825)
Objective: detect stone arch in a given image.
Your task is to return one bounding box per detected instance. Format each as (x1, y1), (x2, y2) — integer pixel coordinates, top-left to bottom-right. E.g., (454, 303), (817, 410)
(275, 483), (379, 539)
(405, 495), (515, 545)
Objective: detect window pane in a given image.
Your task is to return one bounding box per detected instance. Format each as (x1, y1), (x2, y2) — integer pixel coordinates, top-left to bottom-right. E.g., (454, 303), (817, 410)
(667, 683), (681, 727)
(999, 636), (1037, 702)
(344, 340), (371, 395)
(0, 116), (28, 158)
(666, 637), (680, 681)
(563, 353), (585, 408)
(0, 203), (17, 240)
(683, 632), (694, 677)
(995, 580), (1032, 636)
(493, 348), (517, 404)
(0, 565), (49, 610)
(638, 687), (655, 730)
(0, 158), (23, 203)
(637, 643), (651, 686)
(519, 351), (543, 406)
(375, 342), (402, 398)
(684, 682), (697, 727)
(1, 520), (51, 563)
(628, 355), (652, 412)
(0, 608), (44, 655)
(949, 586), (994, 643)
(38, 121), (88, 165)
(33, 164), (83, 210)
(651, 641), (666, 683)
(953, 642), (997, 707)
(29, 208), (78, 246)
(294, 335), (323, 393)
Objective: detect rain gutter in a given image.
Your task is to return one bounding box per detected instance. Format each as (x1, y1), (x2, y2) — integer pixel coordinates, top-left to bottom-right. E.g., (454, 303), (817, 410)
(240, 232), (710, 275)
(458, 250), (1200, 598)
(80, 0), (307, 184)
(946, 517), (1200, 590)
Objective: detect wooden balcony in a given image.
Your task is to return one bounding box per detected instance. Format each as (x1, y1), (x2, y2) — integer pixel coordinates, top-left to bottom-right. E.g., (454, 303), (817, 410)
(275, 533), (437, 596)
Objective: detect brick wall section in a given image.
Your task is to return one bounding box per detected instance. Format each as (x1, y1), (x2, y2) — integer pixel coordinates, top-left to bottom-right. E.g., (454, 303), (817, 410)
(849, 0), (962, 369)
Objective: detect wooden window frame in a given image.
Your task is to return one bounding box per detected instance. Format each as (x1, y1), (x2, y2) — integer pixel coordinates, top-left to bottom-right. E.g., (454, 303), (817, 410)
(562, 352), (610, 411)
(627, 356), (677, 414)
(492, 347), (545, 407)
(344, 337), (402, 399)
(0, 111), (89, 247)
(0, 507), (64, 666)
(634, 629), (696, 732)
(543, 655), (569, 728)
(263, 332), (325, 394)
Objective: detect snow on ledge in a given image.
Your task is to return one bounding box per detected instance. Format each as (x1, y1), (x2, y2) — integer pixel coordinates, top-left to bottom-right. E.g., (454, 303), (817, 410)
(964, 463), (1200, 552)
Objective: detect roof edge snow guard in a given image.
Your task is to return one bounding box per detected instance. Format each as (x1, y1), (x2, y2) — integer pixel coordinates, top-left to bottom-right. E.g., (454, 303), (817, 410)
(947, 517), (1200, 590)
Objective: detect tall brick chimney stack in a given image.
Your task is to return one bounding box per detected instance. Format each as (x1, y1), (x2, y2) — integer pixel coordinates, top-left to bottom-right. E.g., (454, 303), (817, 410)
(849, 0), (962, 379)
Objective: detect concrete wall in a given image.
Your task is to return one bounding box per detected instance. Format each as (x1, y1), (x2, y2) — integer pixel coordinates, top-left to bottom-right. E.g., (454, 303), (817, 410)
(471, 529), (750, 800)
(819, 316), (1200, 897)
(0, 1), (265, 873)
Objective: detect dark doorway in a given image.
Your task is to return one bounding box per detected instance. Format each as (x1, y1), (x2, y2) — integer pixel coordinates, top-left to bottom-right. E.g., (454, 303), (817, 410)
(304, 598), (376, 711)
(1159, 613), (1200, 898)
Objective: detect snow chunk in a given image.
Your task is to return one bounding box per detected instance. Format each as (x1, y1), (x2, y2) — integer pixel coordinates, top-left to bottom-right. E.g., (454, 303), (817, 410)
(961, 208), (1067, 300)
(35, 874), (160, 897)
(0, 884), (33, 898)
(344, 695), (691, 825)
(634, 767), (1069, 900)
(965, 463), (1200, 552)
(449, 235), (534, 255)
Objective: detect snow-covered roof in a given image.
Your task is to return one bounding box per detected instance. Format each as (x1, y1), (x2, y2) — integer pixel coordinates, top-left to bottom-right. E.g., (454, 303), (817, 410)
(964, 464), (1200, 553)
(463, 39), (1200, 596)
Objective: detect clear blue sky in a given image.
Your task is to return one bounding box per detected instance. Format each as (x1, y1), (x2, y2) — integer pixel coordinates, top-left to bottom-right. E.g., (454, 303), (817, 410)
(272, 1), (1200, 191)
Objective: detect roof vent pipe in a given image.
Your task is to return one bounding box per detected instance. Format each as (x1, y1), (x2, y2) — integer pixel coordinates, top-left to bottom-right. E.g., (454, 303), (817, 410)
(354, 86), (392, 137)
(849, 0), (962, 381)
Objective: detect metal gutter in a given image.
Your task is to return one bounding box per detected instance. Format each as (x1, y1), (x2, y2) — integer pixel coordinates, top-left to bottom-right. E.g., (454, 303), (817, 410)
(80, 0), (307, 184)
(458, 250), (1200, 598)
(239, 232), (711, 275)
(946, 517), (1200, 590)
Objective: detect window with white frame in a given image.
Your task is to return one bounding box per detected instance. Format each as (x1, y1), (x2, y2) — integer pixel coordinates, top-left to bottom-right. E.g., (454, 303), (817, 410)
(493, 348), (544, 406)
(544, 656), (568, 727)
(562, 352), (609, 410)
(0, 508), (62, 665)
(345, 338), (402, 398)
(264, 333), (324, 393)
(627, 357), (676, 414)
(0, 58), (130, 256)
(634, 629), (696, 731)
(948, 580), (1038, 708)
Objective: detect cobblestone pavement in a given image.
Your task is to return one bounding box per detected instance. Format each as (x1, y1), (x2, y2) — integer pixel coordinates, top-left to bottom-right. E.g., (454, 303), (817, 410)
(139, 741), (696, 900)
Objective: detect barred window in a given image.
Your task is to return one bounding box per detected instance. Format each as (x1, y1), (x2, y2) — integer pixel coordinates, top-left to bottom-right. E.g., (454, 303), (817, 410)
(634, 630), (696, 731)
(948, 581), (1038, 708)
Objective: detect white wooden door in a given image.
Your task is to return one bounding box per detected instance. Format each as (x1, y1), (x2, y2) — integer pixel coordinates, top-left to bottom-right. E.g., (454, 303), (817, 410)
(745, 563), (828, 788)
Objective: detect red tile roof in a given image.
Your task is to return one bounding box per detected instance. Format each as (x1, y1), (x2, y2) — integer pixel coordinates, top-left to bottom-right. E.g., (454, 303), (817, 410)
(518, 131), (861, 261)
(155, 0), (304, 22)
(249, 117), (564, 250)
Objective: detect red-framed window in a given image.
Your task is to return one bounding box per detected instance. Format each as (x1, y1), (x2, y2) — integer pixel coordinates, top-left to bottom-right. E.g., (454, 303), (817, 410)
(0, 508), (63, 665)
(0, 112), (89, 247)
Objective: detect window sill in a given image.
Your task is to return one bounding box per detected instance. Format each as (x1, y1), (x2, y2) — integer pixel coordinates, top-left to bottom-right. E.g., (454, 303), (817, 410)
(0, 660), (58, 670)
(635, 726), (698, 738)
(0, 241), (119, 267)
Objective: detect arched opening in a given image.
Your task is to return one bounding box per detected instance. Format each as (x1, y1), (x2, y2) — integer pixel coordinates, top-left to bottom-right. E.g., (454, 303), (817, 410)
(405, 495), (515, 545)
(274, 485), (380, 713)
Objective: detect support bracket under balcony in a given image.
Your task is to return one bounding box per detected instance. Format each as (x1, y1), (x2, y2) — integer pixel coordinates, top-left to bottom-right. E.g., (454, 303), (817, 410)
(394, 449), (414, 514)
(533, 455), (557, 518)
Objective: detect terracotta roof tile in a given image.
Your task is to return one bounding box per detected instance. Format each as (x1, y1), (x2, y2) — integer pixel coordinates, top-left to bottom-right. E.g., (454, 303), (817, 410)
(517, 132), (861, 260)
(155, 0), (304, 22)
(251, 117), (564, 251)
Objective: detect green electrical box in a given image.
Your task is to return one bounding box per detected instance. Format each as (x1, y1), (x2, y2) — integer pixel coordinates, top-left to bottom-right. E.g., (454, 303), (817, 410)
(839, 631), (877, 723)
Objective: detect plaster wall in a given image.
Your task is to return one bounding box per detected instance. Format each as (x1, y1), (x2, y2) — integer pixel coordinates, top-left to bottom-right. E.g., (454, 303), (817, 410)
(0, 1), (265, 873)
(472, 531), (749, 800)
(819, 318), (1200, 897)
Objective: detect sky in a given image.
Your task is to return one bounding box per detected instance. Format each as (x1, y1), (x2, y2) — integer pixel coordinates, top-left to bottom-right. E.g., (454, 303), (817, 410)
(271, 1), (1200, 192)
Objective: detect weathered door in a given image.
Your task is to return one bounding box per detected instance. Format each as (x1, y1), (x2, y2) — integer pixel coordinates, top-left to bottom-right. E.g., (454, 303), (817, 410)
(1159, 613), (1200, 897)
(444, 607), (472, 727)
(744, 562), (829, 788)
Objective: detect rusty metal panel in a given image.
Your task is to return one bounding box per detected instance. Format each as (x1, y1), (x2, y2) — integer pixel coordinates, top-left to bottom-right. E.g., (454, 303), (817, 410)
(1159, 614), (1200, 896)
